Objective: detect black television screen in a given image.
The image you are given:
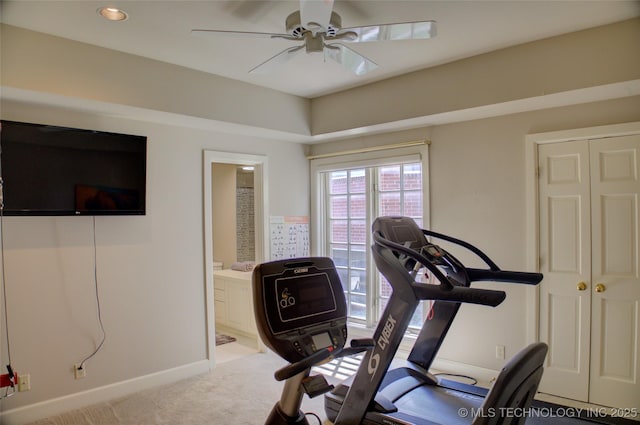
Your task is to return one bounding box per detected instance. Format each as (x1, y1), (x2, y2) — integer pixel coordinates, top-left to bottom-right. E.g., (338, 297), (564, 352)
(0, 120), (147, 216)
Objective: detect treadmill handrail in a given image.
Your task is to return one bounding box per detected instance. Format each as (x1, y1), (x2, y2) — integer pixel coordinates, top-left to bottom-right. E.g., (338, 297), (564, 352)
(373, 231), (506, 307)
(420, 229), (544, 285)
(467, 268), (543, 285)
(411, 282), (506, 307)
(422, 229), (501, 271)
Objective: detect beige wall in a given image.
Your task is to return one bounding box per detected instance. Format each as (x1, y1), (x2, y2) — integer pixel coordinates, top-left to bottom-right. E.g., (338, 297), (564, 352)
(211, 163), (237, 268)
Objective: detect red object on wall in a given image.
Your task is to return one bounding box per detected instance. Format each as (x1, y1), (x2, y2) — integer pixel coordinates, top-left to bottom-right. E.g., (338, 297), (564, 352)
(0, 372), (17, 388)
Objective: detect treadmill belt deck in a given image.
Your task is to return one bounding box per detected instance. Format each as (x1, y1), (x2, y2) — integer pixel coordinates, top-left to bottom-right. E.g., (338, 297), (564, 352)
(386, 378), (639, 425)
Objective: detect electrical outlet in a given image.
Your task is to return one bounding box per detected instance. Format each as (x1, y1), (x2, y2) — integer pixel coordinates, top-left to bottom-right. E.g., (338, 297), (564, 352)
(74, 364), (86, 380)
(18, 374), (31, 392)
(496, 345), (506, 360)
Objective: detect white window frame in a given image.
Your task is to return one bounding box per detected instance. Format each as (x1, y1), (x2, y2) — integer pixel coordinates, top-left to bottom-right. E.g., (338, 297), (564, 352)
(310, 143), (430, 329)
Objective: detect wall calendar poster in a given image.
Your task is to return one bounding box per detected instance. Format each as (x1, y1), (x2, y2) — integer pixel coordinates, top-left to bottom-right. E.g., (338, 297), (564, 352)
(270, 216), (309, 260)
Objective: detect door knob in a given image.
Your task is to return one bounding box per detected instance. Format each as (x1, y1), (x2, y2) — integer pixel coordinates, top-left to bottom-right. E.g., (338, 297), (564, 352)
(595, 283), (606, 293)
(577, 282), (587, 291)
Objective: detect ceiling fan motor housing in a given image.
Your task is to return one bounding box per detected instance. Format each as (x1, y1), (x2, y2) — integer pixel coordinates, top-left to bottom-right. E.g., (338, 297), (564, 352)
(286, 10), (342, 37)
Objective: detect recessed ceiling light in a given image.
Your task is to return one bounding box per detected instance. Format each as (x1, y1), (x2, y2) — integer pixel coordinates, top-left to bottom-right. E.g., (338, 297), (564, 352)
(241, 166), (255, 171)
(97, 7), (128, 21)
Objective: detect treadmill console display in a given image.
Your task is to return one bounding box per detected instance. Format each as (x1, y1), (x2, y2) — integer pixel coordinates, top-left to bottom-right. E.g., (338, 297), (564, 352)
(253, 258), (348, 363)
(423, 244), (442, 258)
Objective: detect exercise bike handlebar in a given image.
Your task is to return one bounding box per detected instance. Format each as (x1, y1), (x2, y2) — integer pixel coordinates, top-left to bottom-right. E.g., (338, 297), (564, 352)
(274, 343), (373, 382)
(274, 347), (334, 381)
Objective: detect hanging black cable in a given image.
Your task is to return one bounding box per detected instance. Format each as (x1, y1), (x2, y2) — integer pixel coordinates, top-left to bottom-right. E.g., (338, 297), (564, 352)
(0, 123), (17, 400)
(0, 180), (11, 369)
(77, 216), (106, 370)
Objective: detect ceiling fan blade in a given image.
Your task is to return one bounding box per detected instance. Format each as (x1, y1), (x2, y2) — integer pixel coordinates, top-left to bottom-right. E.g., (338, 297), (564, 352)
(340, 20), (436, 43)
(324, 43), (378, 76)
(300, 0), (335, 32)
(249, 45), (305, 74)
(191, 29), (294, 40)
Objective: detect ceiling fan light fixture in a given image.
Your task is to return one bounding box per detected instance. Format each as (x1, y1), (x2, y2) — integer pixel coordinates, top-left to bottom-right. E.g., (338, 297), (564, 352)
(98, 7), (128, 22)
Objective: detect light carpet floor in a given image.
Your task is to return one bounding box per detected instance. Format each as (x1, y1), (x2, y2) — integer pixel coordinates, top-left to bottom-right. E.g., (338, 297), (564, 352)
(22, 346), (623, 425)
(26, 350), (330, 425)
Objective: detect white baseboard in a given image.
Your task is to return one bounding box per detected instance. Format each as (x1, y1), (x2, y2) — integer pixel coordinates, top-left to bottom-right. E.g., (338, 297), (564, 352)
(0, 360), (211, 425)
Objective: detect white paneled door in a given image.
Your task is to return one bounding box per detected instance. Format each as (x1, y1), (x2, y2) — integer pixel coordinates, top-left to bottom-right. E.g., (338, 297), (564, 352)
(538, 140), (592, 401)
(538, 134), (640, 409)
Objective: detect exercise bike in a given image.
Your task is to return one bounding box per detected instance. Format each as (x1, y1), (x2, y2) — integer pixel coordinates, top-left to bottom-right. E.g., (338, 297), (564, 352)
(252, 216), (547, 424)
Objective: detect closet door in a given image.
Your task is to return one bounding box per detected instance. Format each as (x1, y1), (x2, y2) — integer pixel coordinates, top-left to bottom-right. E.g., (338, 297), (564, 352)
(538, 140), (592, 401)
(588, 134), (640, 409)
(538, 134), (640, 408)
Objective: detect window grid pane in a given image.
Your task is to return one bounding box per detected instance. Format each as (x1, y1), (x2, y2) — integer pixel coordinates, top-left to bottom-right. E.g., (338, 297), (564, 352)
(378, 165), (401, 191)
(349, 194), (366, 219)
(329, 171), (348, 194)
(379, 192), (401, 216)
(349, 169), (366, 193)
(330, 195), (348, 219)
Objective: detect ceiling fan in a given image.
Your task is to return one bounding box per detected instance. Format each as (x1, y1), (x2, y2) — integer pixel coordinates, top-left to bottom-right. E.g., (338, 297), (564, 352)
(191, 0), (436, 75)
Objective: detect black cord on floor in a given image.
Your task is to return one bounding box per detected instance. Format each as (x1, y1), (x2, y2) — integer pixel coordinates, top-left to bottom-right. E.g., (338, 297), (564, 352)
(305, 412), (323, 425)
(434, 372), (478, 386)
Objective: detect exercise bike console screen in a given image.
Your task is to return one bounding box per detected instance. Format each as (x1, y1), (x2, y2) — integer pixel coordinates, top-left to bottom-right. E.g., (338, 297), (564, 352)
(276, 273), (337, 322)
(253, 257), (348, 363)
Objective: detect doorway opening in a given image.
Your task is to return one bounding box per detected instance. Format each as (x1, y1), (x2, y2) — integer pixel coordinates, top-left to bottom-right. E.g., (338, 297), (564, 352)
(203, 151), (269, 367)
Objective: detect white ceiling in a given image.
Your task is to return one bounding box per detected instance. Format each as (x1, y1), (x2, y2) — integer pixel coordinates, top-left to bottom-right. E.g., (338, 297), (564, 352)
(1, 0), (639, 99)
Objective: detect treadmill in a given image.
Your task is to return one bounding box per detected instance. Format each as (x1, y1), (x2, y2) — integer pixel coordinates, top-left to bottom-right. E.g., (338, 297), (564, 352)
(326, 215), (548, 424)
(325, 216), (638, 425)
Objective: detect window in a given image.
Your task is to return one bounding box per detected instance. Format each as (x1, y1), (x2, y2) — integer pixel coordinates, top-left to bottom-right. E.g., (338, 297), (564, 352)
(374, 164), (425, 329)
(314, 148), (428, 330)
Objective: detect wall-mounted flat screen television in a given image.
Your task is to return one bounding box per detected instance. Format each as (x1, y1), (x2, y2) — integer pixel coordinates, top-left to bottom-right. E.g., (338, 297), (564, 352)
(0, 120), (147, 216)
